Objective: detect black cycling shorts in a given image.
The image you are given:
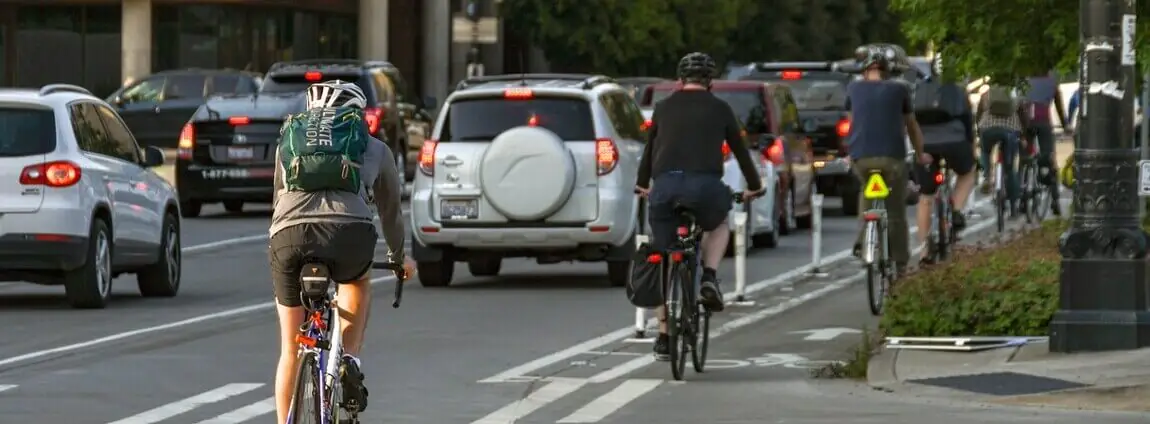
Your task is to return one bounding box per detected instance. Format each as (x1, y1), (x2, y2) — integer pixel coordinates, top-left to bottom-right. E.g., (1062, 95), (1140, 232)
(915, 142), (976, 196)
(647, 172), (732, 251)
(269, 222), (377, 307)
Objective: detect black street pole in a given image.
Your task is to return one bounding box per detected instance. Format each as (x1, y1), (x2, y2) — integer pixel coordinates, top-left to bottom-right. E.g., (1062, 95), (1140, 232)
(466, 0), (481, 77)
(1050, 0), (1150, 352)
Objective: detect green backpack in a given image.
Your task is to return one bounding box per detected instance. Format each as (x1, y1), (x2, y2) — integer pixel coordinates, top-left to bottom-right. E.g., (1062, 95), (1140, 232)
(278, 107), (369, 193)
(986, 86), (1016, 117)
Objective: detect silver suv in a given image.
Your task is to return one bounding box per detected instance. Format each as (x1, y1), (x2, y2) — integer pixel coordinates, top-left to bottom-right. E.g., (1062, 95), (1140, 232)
(410, 74), (646, 287)
(0, 85), (181, 309)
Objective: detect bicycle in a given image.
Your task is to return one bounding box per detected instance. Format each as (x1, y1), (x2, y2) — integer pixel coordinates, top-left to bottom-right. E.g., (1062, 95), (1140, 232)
(646, 189), (755, 381)
(1018, 139), (1051, 224)
(860, 169), (896, 316)
(924, 158), (956, 263)
(286, 261), (407, 424)
(991, 143), (1010, 233)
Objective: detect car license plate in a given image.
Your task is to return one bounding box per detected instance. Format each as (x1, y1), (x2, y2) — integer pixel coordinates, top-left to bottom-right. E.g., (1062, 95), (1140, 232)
(228, 146), (254, 160)
(440, 199), (478, 220)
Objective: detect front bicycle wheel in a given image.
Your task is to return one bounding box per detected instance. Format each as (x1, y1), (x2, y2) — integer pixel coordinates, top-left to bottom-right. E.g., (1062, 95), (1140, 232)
(934, 195), (949, 261)
(1022, 165), (1038, 224)
(866, 263), (885, 316)
(289, 354), (324, 424)
(665, 263), (686, 381)
(1035, 173), (1052, 221)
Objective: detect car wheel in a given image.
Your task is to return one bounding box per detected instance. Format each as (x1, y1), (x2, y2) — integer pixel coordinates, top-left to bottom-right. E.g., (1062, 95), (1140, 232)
(417, 260), (455, 287)
(779, 182), (796, 235)
(64, 219), (113, 309)
(468, 258), (502, 277)
(180, 200), (202, 218)
(607, 260), (630, 287)
(137, 213), (181, 297)
(223, 200), (243, 213)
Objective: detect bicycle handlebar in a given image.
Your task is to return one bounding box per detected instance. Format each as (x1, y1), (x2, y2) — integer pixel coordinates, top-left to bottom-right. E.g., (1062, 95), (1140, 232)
(372, 261), (406, 308)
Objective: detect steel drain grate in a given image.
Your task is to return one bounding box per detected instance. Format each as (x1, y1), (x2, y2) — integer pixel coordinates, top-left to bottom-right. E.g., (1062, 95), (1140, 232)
(909, 371), (1090, 396)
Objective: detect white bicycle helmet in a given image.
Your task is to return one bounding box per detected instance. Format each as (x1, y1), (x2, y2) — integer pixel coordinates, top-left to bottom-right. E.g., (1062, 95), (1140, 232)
(305, 79), (367, 109)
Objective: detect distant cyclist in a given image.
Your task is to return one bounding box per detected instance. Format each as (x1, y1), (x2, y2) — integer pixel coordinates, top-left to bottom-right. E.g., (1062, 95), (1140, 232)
(636, 52), (764, 361)
(1022, 72), (1071, 216)
(268, 80), (414, 424)
(845, 46), (930, 274)
(977, 84), (1031, 216)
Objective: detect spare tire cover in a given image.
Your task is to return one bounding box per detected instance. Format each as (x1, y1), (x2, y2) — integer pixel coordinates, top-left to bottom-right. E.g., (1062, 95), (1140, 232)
(480, 126), (576, 221)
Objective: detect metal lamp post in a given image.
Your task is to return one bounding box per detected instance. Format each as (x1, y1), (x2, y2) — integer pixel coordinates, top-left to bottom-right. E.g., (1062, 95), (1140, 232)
(1050, 0), (1150, 352)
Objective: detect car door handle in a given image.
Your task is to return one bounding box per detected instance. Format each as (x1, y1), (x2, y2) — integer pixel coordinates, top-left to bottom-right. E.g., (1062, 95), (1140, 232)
(442, 158), (463, 167)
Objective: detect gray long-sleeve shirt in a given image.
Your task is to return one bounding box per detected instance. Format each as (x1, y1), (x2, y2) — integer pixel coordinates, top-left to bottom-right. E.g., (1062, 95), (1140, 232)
(270, 136), (406, 263)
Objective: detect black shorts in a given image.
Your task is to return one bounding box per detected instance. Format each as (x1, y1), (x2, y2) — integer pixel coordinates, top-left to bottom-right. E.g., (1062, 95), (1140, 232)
(648, 172), (732, 251)
(915, 142), (975, 196)
(269, 222), (377, 307)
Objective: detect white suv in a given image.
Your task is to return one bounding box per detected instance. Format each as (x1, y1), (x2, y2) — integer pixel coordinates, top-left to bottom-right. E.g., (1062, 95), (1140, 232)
(410, 74), (645, 287)
(0, 85), (182, 309)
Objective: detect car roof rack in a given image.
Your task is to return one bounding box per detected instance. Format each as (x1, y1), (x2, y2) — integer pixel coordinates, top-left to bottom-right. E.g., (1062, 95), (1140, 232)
(753, 62), (838, 72)
(456, 73), (616, 91)
(39, 84), (92, 97)
(268, 59), (394, 73)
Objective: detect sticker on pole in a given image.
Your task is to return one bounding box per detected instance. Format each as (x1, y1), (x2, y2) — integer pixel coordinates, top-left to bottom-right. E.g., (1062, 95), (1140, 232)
(863, 173), (890, 199)
(1121, 14), (1137, 67)
(1140, 160), (1150, 196)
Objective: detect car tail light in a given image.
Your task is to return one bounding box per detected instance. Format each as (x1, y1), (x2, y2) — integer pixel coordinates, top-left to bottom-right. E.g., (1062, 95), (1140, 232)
(228, 116), (250, 126)
(527, 115), (539, 127)
(765, 137), (785, 165)
(670, 251), (684, 262)
(364, 107), (383, 135)
(721, 141), (732, 161)
(781, 70), (802, 80)
(934, 172), (945, 184)
(640, 119), (652, 131)
(596, 138), (618, 175)
(177, 123), (194, 160)
(419, 140), (438, 176)
(20, 161), (81, 187)
(304, 71), (323, 82)
(504, 88), (533, 99)
(836, 119), (851, 137)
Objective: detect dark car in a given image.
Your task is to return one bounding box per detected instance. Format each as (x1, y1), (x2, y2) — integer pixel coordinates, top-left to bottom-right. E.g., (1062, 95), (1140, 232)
(107, 69), (262, 149)
(174, 59), (432, 217)
(740, 62), (861, 214)
(641, 80), (817, 232)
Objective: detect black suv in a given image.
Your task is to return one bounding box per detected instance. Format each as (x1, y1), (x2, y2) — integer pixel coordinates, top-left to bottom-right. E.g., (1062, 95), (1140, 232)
(174, 59), (432, 217)
(107, 69), (261, 149)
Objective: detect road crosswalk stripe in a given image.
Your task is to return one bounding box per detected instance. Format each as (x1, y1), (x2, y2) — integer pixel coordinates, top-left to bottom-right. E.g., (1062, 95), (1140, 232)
(194, 397), (275, 424)
(557, 379), (663, 423)
(0, 385), (16, 393)
(106, 383), (264, 424)
(470, 378), (586, 424)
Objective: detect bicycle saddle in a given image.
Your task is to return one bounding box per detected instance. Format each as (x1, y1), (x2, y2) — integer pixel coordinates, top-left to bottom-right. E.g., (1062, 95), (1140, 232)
(672, 203), (697, 225)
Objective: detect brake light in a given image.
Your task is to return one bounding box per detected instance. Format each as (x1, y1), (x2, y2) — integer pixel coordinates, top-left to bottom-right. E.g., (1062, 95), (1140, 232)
(527, 115), (539, 127)
(304, 71), (323, 82)
(721, 142), (732, 161)
(934, 172), (945, 184)
(781, 70), (802, 80)
(419, 140), (437, 176)
(640, 119), (652, 131)
(766, 137), (785, 165)
(19, 161), (81, 187)
(836, 119), (851, 137)
(177, 123), (194, 159)
(364, 107), (383, 135)
(504, 88), (533, 99)
(228, 116), (250, 126)
(596, 138), (619, 175)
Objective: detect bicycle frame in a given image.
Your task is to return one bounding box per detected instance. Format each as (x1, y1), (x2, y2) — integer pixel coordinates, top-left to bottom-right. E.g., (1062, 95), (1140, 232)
(286, 285), (345, 424)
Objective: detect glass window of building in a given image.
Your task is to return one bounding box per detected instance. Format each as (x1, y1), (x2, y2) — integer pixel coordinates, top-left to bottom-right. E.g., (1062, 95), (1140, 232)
(16, 7), (83, 88)
(84, 6), (122, 97)
(178, 5), (220, 69)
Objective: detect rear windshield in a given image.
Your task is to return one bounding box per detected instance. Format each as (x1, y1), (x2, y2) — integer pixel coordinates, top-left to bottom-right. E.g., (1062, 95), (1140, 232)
(0, 107), (56, 157)
(441, 97), (595, 142)
(649, 89), (762, 125)
(260, 73), (369, 97)
(744, 71), (849, 110)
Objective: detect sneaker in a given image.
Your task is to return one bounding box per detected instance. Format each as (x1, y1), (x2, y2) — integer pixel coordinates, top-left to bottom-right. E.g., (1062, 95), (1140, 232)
(339, 354), (369, 413)
(951, 210), (966, 232)
(699, 278), (725, 312)
(653, 334), (670, 361)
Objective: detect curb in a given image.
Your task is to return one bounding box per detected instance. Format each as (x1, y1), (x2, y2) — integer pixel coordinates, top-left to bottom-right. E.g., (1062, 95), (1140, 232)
(866, 344), (1025, 388)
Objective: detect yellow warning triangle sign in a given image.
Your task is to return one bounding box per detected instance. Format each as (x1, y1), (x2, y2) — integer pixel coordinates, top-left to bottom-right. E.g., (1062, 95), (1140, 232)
(863, 173), (890, 199)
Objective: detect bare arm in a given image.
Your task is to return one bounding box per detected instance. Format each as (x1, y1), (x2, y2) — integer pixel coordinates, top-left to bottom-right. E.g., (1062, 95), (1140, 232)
(372, 142), (406, 263)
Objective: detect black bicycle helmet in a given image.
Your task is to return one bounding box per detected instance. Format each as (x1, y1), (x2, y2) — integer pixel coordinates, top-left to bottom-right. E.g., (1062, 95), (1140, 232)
(677, 52), (717, 84)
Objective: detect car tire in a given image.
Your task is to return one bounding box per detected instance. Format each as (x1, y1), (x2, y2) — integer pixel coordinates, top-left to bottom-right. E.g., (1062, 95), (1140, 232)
(137, 213), (181, 298)
(180, 200), (202, 218)
(778, 182), (795, 235)
(468, 258), (502, 277)
(417, 260), (454, 287)
(607, 260), (630, 287)
(223, 200), (243, 213)
(64, 219), (113, 309)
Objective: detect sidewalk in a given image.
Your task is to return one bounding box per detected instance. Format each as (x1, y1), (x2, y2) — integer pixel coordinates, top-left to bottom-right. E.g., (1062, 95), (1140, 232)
(868, 339), (1150, 413)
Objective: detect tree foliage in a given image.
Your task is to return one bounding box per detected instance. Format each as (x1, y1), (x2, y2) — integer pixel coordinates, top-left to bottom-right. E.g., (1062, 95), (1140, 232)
(891, 0), (1150, 84)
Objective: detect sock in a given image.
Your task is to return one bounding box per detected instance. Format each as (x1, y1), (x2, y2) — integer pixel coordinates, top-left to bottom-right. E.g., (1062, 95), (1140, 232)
(342, 354), (362, 369)
(702, 267), (717, 281)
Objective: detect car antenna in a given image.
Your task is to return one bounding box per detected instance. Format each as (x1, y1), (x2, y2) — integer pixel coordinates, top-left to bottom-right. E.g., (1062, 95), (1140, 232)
(518, 49), (528, 87)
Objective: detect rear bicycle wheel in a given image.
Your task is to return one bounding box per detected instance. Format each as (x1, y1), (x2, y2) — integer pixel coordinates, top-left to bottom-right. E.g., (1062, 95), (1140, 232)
(1021, 165), (1037, 223)
(934, 194), (949, 261)
(864, 221), (885, 315)
(1035, 172), (1052, 221)
(665, 263), (686, 381)
(691, 308), (710, 373)
(289, 354), (324, 424)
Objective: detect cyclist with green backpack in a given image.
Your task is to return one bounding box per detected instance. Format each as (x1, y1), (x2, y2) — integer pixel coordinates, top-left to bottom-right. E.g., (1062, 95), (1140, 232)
(267, 80), (413, 424)
(977, 85), (1030, 215)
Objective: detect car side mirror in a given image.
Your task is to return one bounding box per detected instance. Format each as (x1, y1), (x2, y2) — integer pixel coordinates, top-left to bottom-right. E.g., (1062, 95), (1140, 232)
(110, 96), (124, 107)
(142, 146), (165, 168)
(423, 96), (437, 110)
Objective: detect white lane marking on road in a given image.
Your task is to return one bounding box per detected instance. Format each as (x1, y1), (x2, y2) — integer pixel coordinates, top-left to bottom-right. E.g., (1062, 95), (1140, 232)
(106, 383), (264, 424)
(183, 235), (268, 254)
(584, 216), (997, 383)
(0, 275), (397, 369)
(470, 378), (586, 424)
(556, 379), (663, 423)
(478, 197), (993, 383)
(0, 384), (16, 393)
(194, 397), (275, 424)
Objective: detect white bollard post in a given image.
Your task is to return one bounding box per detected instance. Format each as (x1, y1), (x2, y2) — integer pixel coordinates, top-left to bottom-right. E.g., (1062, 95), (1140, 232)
(729, 210), (755, 306)
(805, 194), (830, 278)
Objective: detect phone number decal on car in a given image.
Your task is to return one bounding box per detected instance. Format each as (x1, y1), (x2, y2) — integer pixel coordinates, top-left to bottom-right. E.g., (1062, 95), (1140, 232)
(201, 168), (250, 179)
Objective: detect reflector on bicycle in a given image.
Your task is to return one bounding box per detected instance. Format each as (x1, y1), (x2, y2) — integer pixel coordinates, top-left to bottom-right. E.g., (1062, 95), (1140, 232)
(676, 226), (689, 237)
(863, 212), (882, 221)
(863, 173), (890, 199)
(670, 251), (684, 262)
(934, 172), (944, 184)
(646, 253), (663, 264)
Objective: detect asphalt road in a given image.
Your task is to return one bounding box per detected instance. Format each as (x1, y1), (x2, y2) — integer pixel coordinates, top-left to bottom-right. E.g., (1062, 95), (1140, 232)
(0, 192), (1066, 424)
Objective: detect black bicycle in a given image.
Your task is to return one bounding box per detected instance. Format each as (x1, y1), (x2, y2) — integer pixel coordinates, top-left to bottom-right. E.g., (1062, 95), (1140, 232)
(656, 190), (756, 381)
(1018, 140), (1052, 223)
(925, 158), (956, 263)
